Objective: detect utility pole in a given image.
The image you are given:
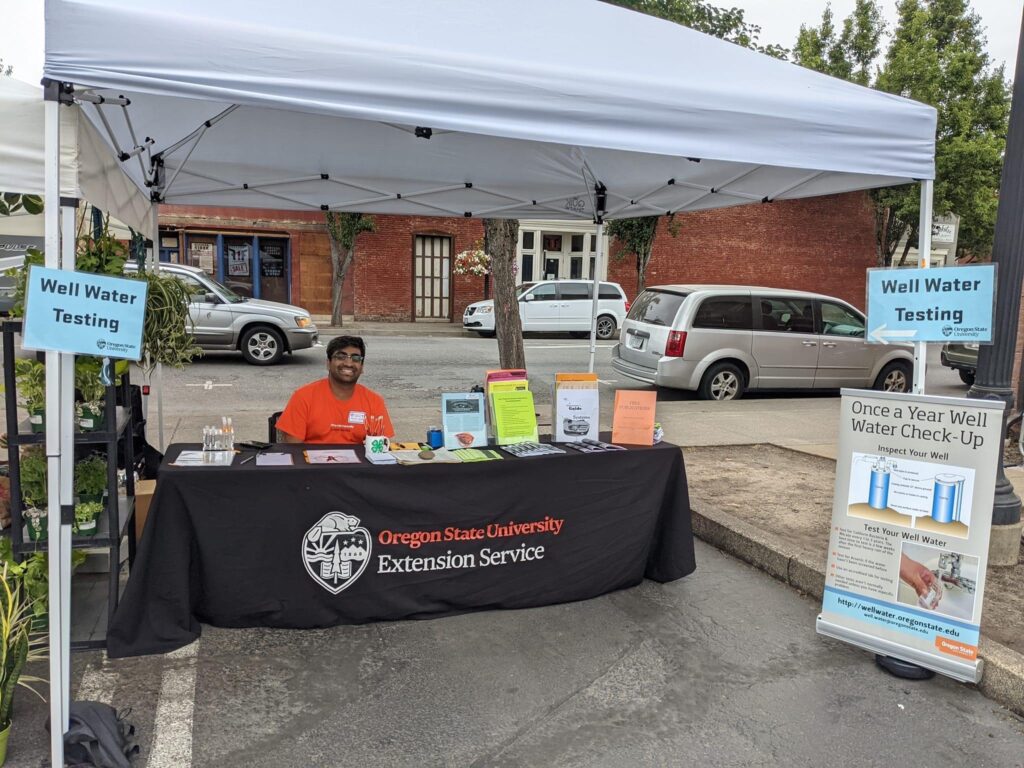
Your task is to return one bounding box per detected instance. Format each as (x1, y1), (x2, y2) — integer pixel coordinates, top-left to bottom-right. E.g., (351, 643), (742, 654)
(968, 10), (1024, 565)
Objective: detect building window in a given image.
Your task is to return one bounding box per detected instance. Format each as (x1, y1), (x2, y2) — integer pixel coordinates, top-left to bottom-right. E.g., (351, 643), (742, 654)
(522, 231), (534, 250)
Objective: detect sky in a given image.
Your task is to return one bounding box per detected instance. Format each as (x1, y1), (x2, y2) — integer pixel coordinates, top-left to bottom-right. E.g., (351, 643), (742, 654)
(1, 0), (1021, 84)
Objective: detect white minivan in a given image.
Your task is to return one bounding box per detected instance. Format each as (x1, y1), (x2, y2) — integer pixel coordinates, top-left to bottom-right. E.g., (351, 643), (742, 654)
(463, 280), (628, 339)
(611, 285), (913, 400)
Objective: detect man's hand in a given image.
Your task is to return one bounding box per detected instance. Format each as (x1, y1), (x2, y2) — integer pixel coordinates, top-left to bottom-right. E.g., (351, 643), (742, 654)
(900, 553), (940, 602)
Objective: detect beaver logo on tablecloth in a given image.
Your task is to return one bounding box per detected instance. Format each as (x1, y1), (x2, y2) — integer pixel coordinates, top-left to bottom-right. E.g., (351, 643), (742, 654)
(302, 512), (371, 594)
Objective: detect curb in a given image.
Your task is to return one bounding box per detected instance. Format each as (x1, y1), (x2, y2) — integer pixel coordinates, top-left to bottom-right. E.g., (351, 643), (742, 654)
(690, 501), (1024, 717)
(316, 327), (473, 338)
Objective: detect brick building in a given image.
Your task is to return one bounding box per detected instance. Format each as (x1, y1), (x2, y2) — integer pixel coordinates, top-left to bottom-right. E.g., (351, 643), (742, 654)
(157, 190), (877, 322)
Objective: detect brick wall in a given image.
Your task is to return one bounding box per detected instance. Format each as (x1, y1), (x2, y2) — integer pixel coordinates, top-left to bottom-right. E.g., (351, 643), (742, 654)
(605, 192), (877, 310)
(353, 216), (485, 321)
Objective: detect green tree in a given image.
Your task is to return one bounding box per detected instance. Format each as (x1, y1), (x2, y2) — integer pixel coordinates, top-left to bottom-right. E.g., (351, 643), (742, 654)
(607, 1), (788, 58)
(324, 213), (375, 326)
(606, 217), (660, 293)
(794, 0), (1009, 265)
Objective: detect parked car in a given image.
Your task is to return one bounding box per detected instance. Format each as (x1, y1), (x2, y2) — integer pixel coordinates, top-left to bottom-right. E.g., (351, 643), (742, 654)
(124, 262), (318, 365)
(611, 285), (914, 400)
(463, 280), (628, 339)
(940, 342), (977, 385)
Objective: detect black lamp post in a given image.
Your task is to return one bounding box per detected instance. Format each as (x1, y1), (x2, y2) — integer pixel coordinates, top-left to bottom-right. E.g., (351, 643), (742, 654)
(967, 11), (1024, 535)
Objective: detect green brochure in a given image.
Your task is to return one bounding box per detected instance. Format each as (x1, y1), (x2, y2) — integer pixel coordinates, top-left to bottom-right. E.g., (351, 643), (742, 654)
(490, 389), (538, 445)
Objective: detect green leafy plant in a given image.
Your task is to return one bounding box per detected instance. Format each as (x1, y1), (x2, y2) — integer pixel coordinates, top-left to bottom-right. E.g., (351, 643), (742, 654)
(0, 560), (47, 730)
(128, 270), (201, 373)
(0, 540), (86, 622)
(74, 455), (107, 499)
(13, 360), (45, 414)
(75, 228), (128, 277)
(74, 357), (107, 405)
(6, 247), (43, 319)
(18, 448), (47, 509)
(74, 501), (103, 534)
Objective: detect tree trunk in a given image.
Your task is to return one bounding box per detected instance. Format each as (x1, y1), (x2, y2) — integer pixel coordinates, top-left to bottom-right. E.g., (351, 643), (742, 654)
(483, 273), (490, 301)
(896, 224), (918, 268)
(328, 236), (355, 326)
(484, 219), (525, 370)
(637, 246), (653, 293)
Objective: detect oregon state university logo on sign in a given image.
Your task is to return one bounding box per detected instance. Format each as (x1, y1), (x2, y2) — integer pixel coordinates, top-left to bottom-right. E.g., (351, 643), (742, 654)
(302, 512), (371, 594)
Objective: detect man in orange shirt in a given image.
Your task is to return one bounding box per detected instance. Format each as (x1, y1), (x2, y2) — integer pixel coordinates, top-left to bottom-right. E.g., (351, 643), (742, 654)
(277, 335), (394, 444)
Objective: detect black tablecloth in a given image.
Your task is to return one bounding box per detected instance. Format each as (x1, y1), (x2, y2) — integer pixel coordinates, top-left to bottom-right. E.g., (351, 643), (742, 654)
(107, 440), (695, 657)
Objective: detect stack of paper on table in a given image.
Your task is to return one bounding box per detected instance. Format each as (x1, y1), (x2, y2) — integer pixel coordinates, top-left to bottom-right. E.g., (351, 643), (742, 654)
(484, 369), (528, 436)
(364, 450), (397, 465)
(255, 452), (294, 466)
(172, 450), (235, 467)
(451, 448), (503, 462)
(491, 389), (538, 445)
(441, 392), (487, 449)
(553, 372), (599, 442)
(611, 390), (657, 445)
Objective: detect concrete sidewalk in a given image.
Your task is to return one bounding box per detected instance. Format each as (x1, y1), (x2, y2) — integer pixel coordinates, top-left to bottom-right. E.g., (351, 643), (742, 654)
(312, 315), (469, 337)
(654, 402), (1024, 717)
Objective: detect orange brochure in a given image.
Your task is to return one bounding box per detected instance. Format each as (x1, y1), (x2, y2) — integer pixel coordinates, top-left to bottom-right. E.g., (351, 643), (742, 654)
(611, 390), (657, 445)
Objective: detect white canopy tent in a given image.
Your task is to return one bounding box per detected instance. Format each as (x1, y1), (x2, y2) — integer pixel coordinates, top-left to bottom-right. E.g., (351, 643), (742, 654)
(40, 0), (936, 762)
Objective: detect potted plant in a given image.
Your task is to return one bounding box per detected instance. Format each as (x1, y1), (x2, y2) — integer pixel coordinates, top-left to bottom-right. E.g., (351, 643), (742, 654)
(13, 360), (45, 434)
(0, 560), (47, 765)
(1, 540), (86, 634)
(74, 454), (108, 505)
(73, 501), (103, 537)
(74, 357), (107, 432)
(18, 449), (47, 542)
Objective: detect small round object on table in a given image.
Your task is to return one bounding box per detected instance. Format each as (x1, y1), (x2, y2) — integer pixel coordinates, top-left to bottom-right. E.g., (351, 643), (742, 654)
(418, 450), (435, 460)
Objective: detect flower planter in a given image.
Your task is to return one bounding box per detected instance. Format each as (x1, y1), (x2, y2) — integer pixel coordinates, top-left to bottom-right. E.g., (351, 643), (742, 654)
(0, 720), (10, 766)
(24, 511), (47, 542)
(27, 407), (45, 434)
(75, 518), (98, 537)
(77, 492), (106, 505)
(76, 403), (106, 432)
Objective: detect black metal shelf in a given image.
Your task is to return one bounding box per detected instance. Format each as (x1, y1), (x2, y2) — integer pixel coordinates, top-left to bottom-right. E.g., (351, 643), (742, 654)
(2, 319), (138, 652)
(14, 495), (135, 553)
(13, 407), (130, 445)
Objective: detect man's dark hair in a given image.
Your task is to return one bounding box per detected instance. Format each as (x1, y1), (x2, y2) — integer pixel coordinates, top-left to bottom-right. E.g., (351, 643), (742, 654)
(326, 335), (366, 359)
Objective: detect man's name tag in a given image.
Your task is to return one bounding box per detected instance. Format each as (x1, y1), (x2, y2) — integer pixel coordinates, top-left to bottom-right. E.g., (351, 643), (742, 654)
(348, 411), (366, 425)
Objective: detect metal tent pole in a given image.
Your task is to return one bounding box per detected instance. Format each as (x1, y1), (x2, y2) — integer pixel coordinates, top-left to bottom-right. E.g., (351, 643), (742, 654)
(913, 180), (933, 394)
(588, 222), (605, 374)
(43, 82), (66, 768)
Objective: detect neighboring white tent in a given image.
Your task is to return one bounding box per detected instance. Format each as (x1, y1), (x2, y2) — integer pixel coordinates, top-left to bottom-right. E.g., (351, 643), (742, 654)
(0, 77), (152, 233)
(39, 1), (938, 763)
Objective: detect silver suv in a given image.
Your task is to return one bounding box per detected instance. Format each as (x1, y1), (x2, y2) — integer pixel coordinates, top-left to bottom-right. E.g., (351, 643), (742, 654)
(124, 262), (318, 365)
(612, 285), (913, 400)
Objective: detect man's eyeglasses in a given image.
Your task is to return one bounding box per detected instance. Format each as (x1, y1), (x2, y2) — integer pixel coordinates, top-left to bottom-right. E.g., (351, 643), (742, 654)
(331, 352), (364, 363)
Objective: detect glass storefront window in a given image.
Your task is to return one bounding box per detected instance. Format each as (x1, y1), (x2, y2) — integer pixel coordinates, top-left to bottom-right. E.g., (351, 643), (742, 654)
(224, 237), (254, 297)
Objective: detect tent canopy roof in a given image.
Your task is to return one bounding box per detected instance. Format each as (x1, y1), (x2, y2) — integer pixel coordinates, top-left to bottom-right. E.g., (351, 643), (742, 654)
(44, 0), (936, 221)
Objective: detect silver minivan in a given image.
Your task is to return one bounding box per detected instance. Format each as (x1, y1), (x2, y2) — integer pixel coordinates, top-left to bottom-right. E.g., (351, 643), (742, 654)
(611, 285), (913, 400)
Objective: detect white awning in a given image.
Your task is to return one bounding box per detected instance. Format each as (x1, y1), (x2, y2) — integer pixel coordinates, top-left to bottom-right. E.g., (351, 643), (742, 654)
(43, 0), (936, 221)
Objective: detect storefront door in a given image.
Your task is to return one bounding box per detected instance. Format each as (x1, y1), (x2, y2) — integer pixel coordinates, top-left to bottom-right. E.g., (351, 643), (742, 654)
(414, 235), (452, 320)
(258, 239), (289, 304)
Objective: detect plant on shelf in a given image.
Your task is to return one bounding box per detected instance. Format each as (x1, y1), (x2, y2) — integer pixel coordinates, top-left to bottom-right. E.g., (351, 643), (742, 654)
(75, 224), (128, 278)
(74, 357), (107, 432)
(0, 558), (47, 765)
(4, 247), (43, 319)
(18, 448), (47, 542)
(13, 360), (45, 434)
(74, 454), (107, 505)
(0, 540), (86, 632)
(73, 501), (103, 537)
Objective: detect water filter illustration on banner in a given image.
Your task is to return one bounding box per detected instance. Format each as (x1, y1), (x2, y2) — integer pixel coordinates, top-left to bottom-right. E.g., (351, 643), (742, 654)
(847, 452), (975, 539)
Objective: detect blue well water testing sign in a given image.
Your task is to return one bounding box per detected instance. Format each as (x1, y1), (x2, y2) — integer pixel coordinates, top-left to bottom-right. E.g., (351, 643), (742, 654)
(22, 266), (147, 360)
(866, 264), (995, 344)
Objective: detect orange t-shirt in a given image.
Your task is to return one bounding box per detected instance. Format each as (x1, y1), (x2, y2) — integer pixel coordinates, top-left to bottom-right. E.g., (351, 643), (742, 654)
(276, 380), (394, 444)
